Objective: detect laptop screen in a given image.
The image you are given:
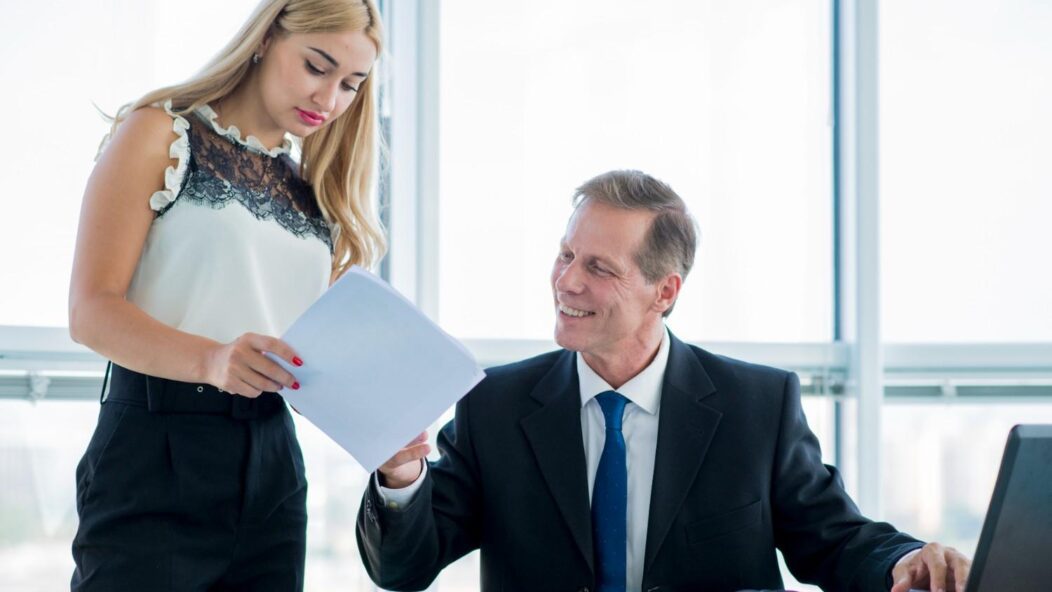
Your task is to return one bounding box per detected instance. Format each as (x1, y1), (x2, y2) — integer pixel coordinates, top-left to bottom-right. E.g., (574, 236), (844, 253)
(966, 424), (1052, 592)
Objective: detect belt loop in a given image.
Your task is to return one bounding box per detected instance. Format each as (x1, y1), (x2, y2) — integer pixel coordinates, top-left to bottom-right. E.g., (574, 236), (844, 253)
(98, 362), (113, 404)
(145, 374), (169, 413)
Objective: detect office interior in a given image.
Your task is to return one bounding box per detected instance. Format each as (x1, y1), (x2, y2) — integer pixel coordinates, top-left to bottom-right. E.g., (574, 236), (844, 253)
(1, 1), (1050, 590)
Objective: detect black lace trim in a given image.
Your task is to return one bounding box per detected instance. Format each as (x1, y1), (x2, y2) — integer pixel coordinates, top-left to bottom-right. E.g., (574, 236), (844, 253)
(156, 109), (333, 251)
(176, 170), (333, 249)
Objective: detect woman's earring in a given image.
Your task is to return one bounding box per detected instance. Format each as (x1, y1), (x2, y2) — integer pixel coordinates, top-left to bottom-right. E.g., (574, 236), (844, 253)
(252, 53), (261, 65)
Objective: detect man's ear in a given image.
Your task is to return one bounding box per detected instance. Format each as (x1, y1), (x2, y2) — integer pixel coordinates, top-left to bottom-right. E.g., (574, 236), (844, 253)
(653, 273), (682, 315)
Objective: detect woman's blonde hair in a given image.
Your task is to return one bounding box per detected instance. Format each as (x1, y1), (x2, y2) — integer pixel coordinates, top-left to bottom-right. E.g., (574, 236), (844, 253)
(106, 0), (386, 277)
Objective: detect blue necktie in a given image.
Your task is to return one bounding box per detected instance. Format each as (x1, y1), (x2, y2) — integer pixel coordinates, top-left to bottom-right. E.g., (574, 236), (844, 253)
(592, 391), (628, 592)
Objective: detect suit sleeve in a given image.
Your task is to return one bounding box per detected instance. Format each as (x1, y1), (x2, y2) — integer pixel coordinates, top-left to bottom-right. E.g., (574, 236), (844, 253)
(356, 395), (484, 591)
(771, 372), (923, 592)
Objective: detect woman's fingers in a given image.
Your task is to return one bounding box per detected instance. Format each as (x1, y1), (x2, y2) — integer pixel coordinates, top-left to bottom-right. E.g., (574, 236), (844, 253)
(209, 334), (304, 398)
(250, 334), (303, 370)
(248, 349), (298, 390)
(232, 370), (277, 397)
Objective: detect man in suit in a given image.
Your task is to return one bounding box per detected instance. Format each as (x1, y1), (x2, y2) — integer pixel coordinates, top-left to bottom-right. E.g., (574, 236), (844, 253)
(357, 170), (971, 592)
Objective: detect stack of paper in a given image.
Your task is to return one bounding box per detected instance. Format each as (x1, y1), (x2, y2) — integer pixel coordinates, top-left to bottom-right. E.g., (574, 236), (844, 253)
(272, 267), (485, 472)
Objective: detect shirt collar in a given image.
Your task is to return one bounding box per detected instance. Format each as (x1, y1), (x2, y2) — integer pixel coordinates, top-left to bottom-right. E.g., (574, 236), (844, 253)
(576, 327), (670, 416)
(195, 103), (295, 158)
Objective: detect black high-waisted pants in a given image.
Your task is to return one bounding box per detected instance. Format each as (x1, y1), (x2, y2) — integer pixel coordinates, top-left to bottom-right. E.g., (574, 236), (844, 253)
(71, 364), (307, 591)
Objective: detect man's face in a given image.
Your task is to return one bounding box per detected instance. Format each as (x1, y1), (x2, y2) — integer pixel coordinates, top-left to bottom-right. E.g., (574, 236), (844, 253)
(550, 200), (667, 359)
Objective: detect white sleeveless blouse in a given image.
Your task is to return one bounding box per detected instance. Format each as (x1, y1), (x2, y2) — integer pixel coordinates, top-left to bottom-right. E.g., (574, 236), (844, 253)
(125, 101), (332, 344)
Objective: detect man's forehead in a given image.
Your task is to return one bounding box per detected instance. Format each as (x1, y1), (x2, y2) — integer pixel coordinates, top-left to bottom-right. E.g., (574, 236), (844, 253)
(562, 209), (651, 269)
(565, 201), (653, 241)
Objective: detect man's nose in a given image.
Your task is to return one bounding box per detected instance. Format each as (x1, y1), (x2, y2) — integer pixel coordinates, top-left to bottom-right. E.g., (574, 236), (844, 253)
(554, 261), (584, 294)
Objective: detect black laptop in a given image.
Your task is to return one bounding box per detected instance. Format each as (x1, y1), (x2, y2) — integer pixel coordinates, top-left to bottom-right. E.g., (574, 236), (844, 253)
(965, 424), (1052, 591)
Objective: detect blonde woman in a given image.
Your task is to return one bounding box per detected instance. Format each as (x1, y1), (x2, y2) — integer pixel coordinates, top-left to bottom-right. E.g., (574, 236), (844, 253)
(67, 0), (384, 588)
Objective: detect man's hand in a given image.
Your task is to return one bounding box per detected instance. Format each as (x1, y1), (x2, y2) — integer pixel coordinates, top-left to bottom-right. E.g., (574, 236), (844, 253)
(377, 431), (431, 489)
(890, 542), (971, 592)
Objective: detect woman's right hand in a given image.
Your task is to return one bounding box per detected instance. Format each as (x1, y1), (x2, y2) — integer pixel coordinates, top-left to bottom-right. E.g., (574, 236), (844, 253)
(204, 333), (302, 398)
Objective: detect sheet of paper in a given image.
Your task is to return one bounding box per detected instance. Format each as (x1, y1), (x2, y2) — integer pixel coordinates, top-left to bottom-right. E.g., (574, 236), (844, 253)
(271, 266), (485, 472)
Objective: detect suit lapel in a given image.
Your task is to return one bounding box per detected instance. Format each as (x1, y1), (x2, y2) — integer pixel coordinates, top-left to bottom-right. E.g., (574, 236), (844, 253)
(520, 350), (594, 571)
(644, 335), (722, 573)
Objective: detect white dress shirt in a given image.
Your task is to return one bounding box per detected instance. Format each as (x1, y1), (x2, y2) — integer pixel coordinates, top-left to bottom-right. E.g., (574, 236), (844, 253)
(380, 329), (671, 592)
(578, 328), (669, 592)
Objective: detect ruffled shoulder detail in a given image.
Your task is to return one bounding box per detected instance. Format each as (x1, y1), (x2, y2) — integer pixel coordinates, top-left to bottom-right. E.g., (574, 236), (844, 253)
(147, 99), (192, 212)
(195, 104), (294, 158)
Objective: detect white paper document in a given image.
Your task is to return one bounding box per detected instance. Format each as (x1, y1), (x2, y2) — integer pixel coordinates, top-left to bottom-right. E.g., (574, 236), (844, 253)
(272, 266), (485, 472)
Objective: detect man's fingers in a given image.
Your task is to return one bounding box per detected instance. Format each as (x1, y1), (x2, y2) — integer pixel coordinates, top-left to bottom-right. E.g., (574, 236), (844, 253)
(890, 548), (920, 592)
(893, 543), (972, 592)
(383, 443), (431, 469)
(924, 544), (949, 592)
(952, 551), (971, 592)
(401, 442), (431, 462)
(408, 432), (428, 446)
(890, 572), (914, 592)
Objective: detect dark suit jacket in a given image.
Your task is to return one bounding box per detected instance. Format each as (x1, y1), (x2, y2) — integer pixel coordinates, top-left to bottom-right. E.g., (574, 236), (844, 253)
(357, 334), (922, 592)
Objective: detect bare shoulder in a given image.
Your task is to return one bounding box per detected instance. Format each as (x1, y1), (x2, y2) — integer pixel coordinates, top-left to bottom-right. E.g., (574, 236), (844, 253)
(73, 104), (185, 303)
(82, 104), (187, 223)
(88, 104), (186, 213)
(97, 105), (181, 167)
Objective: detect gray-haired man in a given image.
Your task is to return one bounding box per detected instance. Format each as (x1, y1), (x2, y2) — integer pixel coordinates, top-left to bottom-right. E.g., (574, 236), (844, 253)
(359, 170), (971, 592)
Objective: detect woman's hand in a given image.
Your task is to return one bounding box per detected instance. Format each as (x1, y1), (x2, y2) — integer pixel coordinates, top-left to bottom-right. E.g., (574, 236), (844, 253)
(205, 333), (302, 398)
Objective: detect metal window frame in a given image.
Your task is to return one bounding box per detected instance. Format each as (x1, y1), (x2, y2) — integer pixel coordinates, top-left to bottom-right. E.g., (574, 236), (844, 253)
(383, 0), (440, 320)
(835, 0), (883, 515)
(4, 329), (1051, 402)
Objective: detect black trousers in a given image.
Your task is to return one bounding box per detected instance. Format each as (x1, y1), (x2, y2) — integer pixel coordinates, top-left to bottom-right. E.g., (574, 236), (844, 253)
(71, 364), (307, 591)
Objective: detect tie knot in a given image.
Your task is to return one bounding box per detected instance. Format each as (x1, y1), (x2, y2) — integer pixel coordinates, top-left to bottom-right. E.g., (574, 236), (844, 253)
(595, 391), (627, 431)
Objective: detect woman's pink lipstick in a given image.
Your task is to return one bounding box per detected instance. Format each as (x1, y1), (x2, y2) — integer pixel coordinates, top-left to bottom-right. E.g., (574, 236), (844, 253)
(295, 108), (325, 126)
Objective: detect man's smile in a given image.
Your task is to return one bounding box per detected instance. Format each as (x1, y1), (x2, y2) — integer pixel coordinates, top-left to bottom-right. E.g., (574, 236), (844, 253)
(558, 303), (595, 318)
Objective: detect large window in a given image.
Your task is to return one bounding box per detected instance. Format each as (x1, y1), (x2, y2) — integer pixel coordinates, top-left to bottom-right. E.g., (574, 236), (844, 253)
(880, 0), (1052, 342)
(0, 1), (256, 328)
(878, 0), (1052, 559)
(3, 1), (1051, 591)
(438, 0), (833, 343)
(881, 402), (1052, 556)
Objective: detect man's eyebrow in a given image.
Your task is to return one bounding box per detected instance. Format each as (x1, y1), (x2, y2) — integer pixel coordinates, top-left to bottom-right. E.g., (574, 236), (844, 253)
(308, 47), (369, 78)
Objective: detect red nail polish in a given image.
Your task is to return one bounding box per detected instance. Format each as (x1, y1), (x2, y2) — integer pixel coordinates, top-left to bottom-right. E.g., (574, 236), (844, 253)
(292, 382), (300, 390)
(293, 357), (303, 366)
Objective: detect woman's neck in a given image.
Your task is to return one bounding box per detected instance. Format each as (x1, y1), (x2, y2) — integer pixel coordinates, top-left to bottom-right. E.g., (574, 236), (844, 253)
(212, 80), (286, 150)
